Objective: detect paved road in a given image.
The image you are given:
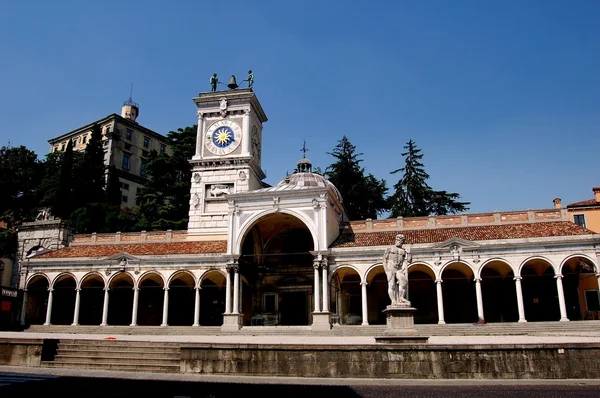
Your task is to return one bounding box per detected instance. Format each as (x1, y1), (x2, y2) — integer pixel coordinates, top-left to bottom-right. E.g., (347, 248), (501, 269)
(1, 371), (600, 397)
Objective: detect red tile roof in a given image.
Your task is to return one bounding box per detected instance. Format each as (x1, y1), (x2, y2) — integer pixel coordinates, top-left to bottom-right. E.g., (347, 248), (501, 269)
(36, 241), (227, 259)
(566, 199), (599, 208)
(331, 221), (594, 248)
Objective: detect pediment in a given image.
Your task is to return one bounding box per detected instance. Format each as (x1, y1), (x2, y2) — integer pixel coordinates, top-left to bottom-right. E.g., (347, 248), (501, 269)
(430, 237), (480, 250)
(104, 252), (140, 262)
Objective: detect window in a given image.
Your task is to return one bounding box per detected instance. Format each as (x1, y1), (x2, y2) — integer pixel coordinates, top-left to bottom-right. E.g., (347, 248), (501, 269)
(104, 126), (110, 134)
(122, 195), (128, 204)
(125, 129), (133, 140)
(103, 151), (108, 162)
(103, 140), (109, 147)
(143, 137), (150, 148)
(120, 182), (130, 190)
(124, 143), (132, 151)
(60, 144), (65, 151)
(585, 290), (600, 312)
(122, 154), (130, 170)
(140, 160), (146, 177)
(574, 214), (586, 228)
(82, 136), (87, 144)
(160, 144), (166, 153)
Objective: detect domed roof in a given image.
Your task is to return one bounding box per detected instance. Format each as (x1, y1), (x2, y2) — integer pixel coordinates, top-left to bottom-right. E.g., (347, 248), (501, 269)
(277, 172), (343, 203)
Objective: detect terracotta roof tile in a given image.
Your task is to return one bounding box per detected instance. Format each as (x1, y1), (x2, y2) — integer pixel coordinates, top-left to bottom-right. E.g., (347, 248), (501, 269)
(331, 221), (594, 248)
(36, 241), (227, 259)
(566, 199), (599, 208)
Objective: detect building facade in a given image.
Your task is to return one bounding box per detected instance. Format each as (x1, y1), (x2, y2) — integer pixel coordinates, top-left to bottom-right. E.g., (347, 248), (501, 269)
(15, 89), (600, 331)
(48, 99), (171, 207)
(554, 187), (600, 233)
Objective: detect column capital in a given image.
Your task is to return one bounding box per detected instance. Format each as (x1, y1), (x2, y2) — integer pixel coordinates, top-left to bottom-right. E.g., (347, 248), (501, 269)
(596, 273), (600, 278)
(47, 288), (54, 292)
(22, 288), (27, 292)
(163, 287), (170, 291)
(513, 276), (522, 281)
(195, 286), (201, 291)
(75, 288), (81, 292)
(132, 287), (140, 292)
(360, 281), (367, 286)
(103, 287), (110, 292)
(474, 278), (482, 283)
(554, 274), (563, 279)
(312, 261), (321, 270)
(435, 279), (443, 284)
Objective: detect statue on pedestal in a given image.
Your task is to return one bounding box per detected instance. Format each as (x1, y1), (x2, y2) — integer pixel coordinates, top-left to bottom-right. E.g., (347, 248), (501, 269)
(383, 234), (412, 306)
(210, 73), (219, 92)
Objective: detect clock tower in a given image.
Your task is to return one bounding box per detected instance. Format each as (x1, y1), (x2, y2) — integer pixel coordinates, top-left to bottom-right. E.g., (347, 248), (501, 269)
(188, 88), (267, 236)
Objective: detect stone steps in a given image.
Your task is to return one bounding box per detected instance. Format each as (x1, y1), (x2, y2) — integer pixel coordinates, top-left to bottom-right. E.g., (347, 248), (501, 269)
(42, 339), (181, 373)
(25, 320), (600, 337)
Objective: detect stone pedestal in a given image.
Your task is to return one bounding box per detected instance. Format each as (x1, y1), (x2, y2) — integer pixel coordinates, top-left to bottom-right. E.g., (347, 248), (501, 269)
(375, 305), (429, 344)
(311, 312), (332, 332)
(221, 313), (243, 331)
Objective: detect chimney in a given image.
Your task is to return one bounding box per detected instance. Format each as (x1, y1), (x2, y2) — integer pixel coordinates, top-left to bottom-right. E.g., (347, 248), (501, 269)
(593, 187), (600, 203)
(553, 198), (562, 209)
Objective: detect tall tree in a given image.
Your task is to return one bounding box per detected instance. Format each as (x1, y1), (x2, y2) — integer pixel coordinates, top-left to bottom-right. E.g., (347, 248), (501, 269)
(0, 145), (42, 224)
(325, 136), (389, 220)
(105, 165), (122, 207)
(136, 125), (196, 230)
(389, 139), (469, 217)
(53, 139), (75, 219)
(76, 123), (105, 207)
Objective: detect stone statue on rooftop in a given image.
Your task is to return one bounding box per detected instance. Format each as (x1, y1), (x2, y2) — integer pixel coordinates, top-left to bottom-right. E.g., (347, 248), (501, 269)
(210, 73), (219, 92)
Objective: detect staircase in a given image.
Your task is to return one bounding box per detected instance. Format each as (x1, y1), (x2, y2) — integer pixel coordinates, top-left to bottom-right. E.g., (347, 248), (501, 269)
(26, 320), (600, 337)
(41, 339), (181, 373)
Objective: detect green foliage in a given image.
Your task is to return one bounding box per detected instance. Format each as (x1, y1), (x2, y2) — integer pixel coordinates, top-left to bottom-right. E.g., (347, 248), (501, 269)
(135, 125), (196, 230)
(105, 165), (122, 207)
(389, 139), (469, 217)
(53, 139), (75, 219)
(325, 136), (389, 220)
(70, 203), (106, 234)
(0, 229), (17, 260)
(0, 145), (42, 224)
(75, 123), (105, 207)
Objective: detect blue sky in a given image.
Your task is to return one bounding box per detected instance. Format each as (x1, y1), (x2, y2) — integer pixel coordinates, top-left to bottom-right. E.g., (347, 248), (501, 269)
(1, 0), (598, 215)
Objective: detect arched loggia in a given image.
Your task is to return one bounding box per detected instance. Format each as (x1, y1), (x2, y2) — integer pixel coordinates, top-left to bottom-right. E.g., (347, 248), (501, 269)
(200, 271), (226, 326)
(107, 273), (134, 326)
(79, 273), (105, 325)
(331, 266), (362, 325)
(561, 256), (598, 320)
(138, 272), (164, 326)
(167, 271), (195, 326)
(479, 260), (518, 322)
(238, 212), (315, 326)
(25, 275), (49, 325)
(441, 262), (477, 323)
(520, 258), (559, 322)
(51, 274), (76, 325)
(407, 264), (437, 324)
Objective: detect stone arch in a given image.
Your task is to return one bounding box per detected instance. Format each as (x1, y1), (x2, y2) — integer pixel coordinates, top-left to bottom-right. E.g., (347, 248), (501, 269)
(167, 270), (196, 326)
(137, 271), (165, 326)
(363, 263), (387, 325)
(107, 272), (135, 326)
(478, 259), (518, 323)
(331, 265), (362, 325)
(559, 254), (599, 321)
(407, 262), (437, 324)
(50, 272), (77, 325)
(199, 269), (226, 326)
(440, 261), (477, 323)
(234, 208), (319, 255)
(519, 256), (559, 322)
(79, 272), (106, 325)
(25, 274), (50, 325)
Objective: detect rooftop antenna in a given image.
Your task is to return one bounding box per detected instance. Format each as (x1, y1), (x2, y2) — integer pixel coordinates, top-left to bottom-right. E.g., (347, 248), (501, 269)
(129, 83), (134, 102)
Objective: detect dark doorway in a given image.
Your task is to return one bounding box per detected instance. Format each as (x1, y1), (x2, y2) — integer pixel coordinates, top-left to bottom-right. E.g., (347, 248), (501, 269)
(279, 291), (308, 325)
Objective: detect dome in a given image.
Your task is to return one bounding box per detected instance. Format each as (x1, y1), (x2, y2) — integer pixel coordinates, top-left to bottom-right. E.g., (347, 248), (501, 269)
(277, 172), (343, 203)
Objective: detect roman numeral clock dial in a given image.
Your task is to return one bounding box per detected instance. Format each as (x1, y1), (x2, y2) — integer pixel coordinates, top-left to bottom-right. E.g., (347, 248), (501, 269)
(204, 120), (242, 156)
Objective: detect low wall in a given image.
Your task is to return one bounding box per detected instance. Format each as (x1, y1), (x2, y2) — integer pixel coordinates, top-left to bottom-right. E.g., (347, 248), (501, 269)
(181, 343), (600, 379)
(0, 338), (43, 367)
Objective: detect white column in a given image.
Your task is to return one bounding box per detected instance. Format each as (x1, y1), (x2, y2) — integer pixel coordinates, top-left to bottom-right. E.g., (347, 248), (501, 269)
(72, 288), (81, 326)
(130, 287), (139, 326)
(597, 273), (600, 294)
(225, 267), (232, 314)
(435, 280), (445, 324)
(360, 281), (368, 326)
(101, 288), (109, 326)
(514, 276), (527, 322)
(242, 109), (251, 156)
(161, 287), (169, 326)
(555, 274), (569, 321)
(233, 268), (240, 314)
(313, 263), (321, 312)
(474, 278), (484, 322)
(44, 288), (54, 326)
(193, 287), (201, 326)
(20, 289), (28, 325)
(194, 113), (205, 158)
(321, 264), (329, 312)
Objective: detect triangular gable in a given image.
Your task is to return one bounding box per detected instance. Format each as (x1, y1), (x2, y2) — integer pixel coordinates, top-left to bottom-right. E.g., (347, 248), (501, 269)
(104, 251), (140, 262)
(430, 237), (480, 250)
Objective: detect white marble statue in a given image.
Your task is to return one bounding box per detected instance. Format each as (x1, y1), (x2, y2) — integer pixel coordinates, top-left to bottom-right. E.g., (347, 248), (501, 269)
(383, 234), (412, 306)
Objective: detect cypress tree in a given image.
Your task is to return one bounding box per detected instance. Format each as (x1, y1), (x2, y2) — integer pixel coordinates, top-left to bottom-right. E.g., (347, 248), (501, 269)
(53, 139), (74, 219)
(76, 123), (105, 207)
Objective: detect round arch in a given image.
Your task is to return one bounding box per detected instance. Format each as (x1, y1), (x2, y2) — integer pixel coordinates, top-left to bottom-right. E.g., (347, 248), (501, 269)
(166, 270), (196, 287)
(519, 257), (559, 322)
(25, 274), (50, 325)
(234, 208), (319, 255)
(50, 273), (77, 325)
(137, 271), (166, 288)
(478, 259), (518, 323)
(26, 273), (50, 288)
(365, 263), (383, 285)
(440, 261), (477, 323)
(331, 265), (362, 325)
(559, 254), (598, 275)
(477, 258), (516, 279)
(78, 272), (106, 290)
(107, 272), (135, 326)
(199, 269), (226, 326)
(137, 271), (165, 326)
(167, 271), (196, 326)
(407, 262), (437, 324)
(517, 256), (557, 277)
(559, 254), (599, 321)
(79, 272), (106, 325)
(51, 272), (77, 289)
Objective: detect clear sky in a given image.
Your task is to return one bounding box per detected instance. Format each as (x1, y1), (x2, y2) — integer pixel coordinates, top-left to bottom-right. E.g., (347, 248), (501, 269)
(1, 0), (598, 215)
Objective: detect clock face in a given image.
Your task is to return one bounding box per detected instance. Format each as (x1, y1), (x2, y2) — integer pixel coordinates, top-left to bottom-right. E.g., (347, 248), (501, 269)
(205, 120), (242, 155)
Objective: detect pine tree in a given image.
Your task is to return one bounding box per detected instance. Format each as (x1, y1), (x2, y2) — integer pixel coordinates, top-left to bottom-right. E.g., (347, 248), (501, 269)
(76, 123), (105, 207)
(53, 139), (74, 219)
(389, 139), (469, 217)
(325, 136), (388, 220)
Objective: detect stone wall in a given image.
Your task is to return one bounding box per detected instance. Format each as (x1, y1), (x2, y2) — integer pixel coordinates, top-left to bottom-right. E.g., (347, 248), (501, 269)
(181, 343), (600, 379)
(0, 339), (42, 366)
